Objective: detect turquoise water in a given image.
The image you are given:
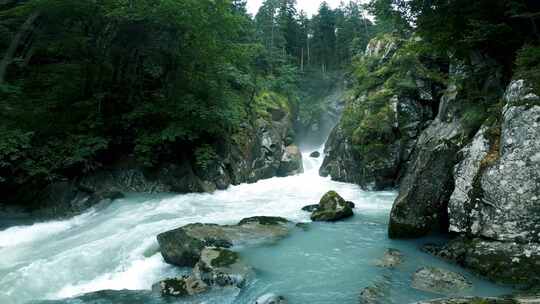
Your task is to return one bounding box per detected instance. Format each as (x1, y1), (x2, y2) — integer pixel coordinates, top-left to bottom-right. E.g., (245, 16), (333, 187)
(0, 147), (513, 304)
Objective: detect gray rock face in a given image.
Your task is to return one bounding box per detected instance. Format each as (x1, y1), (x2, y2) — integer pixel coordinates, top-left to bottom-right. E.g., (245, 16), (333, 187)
(448, 126), (491, 235)
(388, 55), (504, 239)
(278, 145), (304, 177)
(157, 216), (291, 267)
(255, 294), (288, 304)
(449, 80), (540, 242)
(433, 80), (540, 284)
(319, 36), (435, 191)
(411, 267), (472, 295)
(319, 124), (363, 184)
(310, 191), (355, 222)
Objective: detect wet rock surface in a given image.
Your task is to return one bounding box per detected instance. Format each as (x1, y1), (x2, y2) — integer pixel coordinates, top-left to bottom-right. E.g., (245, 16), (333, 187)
(310, 191), (355, 222)
(422, 237), (540, 285)
(157, 216), (291, 267)
(310, 151), (321, 158)
(375, 248), (404, 268)
(388, 54), (504, 239)
(254, 293), (288, 304)
(411, 267), (473, 295)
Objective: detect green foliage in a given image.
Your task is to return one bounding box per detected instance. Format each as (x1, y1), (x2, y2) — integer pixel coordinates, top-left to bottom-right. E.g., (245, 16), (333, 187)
(195, 145), (219, 171)
(0, 0), (270, 191)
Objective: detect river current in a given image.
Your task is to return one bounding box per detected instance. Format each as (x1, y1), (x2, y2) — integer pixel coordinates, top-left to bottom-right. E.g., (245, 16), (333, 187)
(0, 147), (512, 304)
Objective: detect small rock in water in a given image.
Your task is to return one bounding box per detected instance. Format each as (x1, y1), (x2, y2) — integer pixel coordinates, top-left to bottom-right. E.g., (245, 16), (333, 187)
(411, 267), (472, 295)
(359, 275), (392, 304)
(310, 151), (321, 158)
(152, 276), (208, 297)
(301, 204), (319, 212)
(375, 248), (404, 268)
(311, 191), (355, 222)
(255, 293), (288, 304)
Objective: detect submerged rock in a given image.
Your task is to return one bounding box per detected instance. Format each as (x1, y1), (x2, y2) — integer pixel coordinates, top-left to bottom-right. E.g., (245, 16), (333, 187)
(411, 267), (472, 295)
(359, 275), (392, 304)
(423, 237), (540, 285)
(375, 248), (404, 268)
(254, 293), (288, 304)
(158, 216), (291, 267)
(310, 191), (355, 222)
(310, 151), (321, 158)
(415, 295), (540, 304)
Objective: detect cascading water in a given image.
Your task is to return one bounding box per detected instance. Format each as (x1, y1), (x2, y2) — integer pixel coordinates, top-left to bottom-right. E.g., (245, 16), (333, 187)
(0, 145), (513, 304)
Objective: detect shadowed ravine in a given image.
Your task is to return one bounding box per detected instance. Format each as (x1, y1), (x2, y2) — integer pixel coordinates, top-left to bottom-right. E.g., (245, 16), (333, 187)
(0, 144), (513, 304)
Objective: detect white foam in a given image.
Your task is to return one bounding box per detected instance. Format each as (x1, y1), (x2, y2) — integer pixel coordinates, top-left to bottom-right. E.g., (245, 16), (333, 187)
(0, 211), (93, 248)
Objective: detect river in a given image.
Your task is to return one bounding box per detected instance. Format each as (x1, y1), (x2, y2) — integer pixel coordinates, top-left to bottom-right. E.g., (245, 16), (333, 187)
(0, 146), (513, 304)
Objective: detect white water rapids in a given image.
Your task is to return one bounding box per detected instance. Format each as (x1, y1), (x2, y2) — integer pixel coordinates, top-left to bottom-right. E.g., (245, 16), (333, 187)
(0, 146), (512, 304)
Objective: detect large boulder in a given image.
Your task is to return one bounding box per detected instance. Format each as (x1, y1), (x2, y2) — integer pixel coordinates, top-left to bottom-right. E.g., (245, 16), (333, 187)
(411, 267), (472, 295)
(158, 216), (291, 267)
(310, 191), (355, 222)
(388, 54), (504, 238)
(433, 79), (540, 284)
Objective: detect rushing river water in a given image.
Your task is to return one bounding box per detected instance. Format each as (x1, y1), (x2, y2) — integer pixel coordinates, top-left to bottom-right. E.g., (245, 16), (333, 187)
(0, 146), (513, 304)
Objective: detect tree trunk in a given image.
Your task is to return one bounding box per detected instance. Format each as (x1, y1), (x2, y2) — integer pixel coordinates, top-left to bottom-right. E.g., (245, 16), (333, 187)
(0, 12), (40, 85)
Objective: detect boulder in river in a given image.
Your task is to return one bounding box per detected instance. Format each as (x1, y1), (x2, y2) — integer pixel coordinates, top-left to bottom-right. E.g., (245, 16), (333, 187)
(157, 216), (291, 267)
(310, 151), (321, 158)
(375, 248), (404, 268)
(254, 293), (288, 304)
(411, 267), (472, 295)
(152, 276), (208, 297)
(310, 191), (355, 222)
(193, 247), (253, 288)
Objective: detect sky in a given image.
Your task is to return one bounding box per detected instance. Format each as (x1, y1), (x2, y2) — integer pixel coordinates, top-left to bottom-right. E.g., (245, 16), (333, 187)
(246, 0), (350, 17)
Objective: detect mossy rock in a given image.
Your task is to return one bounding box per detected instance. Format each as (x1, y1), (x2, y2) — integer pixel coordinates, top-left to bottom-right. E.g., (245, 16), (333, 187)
(238, 216), (289, 226)
(210, 248), (240, 268)
(311, 191), (355, 222)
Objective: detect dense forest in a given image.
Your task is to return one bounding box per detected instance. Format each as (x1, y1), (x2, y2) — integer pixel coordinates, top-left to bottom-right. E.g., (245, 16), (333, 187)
(0, 0), (373, 206)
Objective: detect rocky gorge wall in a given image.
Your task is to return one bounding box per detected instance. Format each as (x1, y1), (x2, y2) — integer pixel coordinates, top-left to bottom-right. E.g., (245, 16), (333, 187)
(13, 92), (304, 220)
(321, 35), (540, 285)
